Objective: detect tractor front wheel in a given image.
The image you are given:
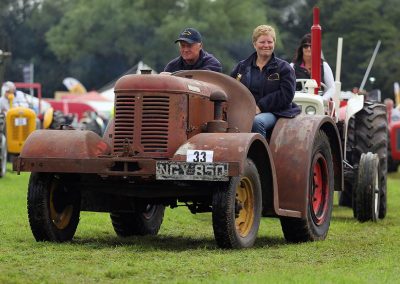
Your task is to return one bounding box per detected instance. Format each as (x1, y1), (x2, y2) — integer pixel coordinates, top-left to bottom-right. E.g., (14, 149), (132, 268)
(354, 152), (380, 222)
(212, 158), (262, 249)
(110, 204), (165, 237)
(280, 130), (334, 242)
(27, 173), (81, 242)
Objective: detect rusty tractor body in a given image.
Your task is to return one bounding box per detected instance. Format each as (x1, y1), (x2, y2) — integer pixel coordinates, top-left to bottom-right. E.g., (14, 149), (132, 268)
(14, 70), (343, 248)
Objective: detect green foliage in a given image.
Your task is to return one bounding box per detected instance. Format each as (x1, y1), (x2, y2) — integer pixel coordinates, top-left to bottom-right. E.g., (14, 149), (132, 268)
(46, 0), (266, 74)
(319, 0), (400, 93)
(1, 164), (400, 283)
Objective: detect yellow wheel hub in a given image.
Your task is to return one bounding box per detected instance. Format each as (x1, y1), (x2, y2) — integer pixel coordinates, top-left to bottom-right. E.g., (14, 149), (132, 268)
(235, 177), (255, 237)
(49, 183), (73, 230)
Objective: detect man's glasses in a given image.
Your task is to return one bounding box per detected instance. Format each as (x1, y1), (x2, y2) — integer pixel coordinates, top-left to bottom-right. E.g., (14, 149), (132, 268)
(302, 44), (312, 49)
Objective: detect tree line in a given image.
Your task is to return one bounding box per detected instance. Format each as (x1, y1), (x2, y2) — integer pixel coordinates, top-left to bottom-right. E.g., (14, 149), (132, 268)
(1, 0), (399, 99)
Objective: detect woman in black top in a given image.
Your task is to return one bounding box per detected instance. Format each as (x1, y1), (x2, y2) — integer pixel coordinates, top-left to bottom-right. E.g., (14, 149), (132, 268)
(231, 25), (300, 138)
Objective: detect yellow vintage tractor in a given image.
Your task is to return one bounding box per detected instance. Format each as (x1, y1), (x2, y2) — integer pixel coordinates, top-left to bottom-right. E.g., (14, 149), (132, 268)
(0, 82), (57, 177)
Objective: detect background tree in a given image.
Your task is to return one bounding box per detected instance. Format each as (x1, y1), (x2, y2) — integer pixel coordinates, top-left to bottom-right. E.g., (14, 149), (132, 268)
(46, 0), (266, 88)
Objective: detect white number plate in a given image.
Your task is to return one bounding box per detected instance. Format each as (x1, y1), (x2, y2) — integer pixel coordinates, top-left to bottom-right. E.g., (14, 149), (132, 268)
(186, 150), (213, 163)
(156, 161), (228, 181)
(14, 117), (27, 126)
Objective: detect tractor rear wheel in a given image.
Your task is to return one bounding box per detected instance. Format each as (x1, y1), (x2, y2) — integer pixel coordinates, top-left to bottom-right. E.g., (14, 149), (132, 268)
(354, 153), (380, 222)
(110, 204), (165, 237)
(341, 102), (387, 219)
(280, 130), (334, 242)
(27, 173), (81, 242)
(212, 158), (262, 249)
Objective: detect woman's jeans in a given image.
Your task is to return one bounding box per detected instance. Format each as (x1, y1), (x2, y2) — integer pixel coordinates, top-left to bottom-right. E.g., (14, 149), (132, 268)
(252, 112), (277, 138)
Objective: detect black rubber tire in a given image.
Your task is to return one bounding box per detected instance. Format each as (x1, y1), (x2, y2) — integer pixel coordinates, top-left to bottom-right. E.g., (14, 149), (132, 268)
(354, 153), (380, 222)
(110, 204), (165, 237)
(79, 112), (105, 136)
(0, 133), (7, 178)
(212, 158), (262, 249)
(280, 130), (334, 242)
(27, 173), (80, 242)
(0, 114), (6, 178)
(341, 102), (388, 219)
(49, 110), (68, 129)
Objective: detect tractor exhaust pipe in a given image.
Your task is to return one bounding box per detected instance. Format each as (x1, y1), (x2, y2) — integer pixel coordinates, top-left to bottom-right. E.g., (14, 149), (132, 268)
(311, 6), (322, 94)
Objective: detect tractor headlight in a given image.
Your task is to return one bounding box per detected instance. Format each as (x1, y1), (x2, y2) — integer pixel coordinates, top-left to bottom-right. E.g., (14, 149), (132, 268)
(305, 105), (317, 115)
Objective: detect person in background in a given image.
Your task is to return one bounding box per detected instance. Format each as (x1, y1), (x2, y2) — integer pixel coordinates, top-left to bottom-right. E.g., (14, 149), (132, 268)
(164, 27), (222, 73)
(230, 25), (300, 138)
(384, 98), (400, 122)
(291, 33), (335, 100)
(0, 81), (29, 112)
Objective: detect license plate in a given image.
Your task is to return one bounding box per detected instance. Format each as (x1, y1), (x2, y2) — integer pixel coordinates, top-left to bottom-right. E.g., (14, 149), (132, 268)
(15, 117), (27, 126)
(156, 161), (228, 181)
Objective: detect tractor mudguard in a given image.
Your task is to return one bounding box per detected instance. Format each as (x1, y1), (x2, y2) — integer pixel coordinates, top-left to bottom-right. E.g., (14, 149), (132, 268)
(172, 132), (272, 174)
(19, 129), (111, 159)
(172, 132), (282, 215)
(390, 121), (400, 160)
(269, 115), (343, 218)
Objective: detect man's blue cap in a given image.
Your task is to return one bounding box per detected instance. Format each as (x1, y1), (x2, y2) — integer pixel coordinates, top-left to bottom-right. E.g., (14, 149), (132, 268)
(175, 28), (202, 44)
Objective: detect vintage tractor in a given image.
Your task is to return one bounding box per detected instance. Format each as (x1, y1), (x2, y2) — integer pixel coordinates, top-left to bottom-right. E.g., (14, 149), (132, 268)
(293, 9), (387, 222)
(14, 70), (343, 249)
(0, 82), (69, 177)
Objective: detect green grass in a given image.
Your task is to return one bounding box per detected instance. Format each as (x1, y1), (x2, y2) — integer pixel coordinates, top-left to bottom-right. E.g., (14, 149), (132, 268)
(1, 164), (400, 283)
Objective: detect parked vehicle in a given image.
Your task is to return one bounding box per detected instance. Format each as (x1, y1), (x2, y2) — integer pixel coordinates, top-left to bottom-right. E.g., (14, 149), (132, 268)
(0, 82), (70, 177)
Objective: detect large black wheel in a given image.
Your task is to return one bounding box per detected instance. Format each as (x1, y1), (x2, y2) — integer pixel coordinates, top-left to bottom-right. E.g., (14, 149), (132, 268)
(27, 173), (81, 242)
(212, 158), (262, 249)
(0, 133), (7, 177)
(0, 113), (6, 178)
(354, 153), (380, 222)
(79, 111), (105, 136)
(280, 130), (334, 242)
(341, 102), (388, 219)
(49, 110), (71, 129)
(110, 204), (165, 237)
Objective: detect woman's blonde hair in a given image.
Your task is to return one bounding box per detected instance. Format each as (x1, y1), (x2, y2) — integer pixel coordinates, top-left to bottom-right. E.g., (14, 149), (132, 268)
(252, 25), (276, 43)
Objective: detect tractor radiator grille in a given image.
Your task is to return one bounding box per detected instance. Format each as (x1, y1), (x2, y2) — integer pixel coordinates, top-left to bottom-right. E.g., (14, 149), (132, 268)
(113, 94), (135, 154)
(141, 96), (169, 153)
(113, 94), (170, 155)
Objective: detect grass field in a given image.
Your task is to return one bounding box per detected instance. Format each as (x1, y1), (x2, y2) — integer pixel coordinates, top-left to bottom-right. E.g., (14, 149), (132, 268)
(1, 164), (400, 283)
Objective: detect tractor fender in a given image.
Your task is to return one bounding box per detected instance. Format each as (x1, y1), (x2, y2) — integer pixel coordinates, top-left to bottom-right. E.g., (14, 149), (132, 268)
(390, 121), (400, 160)
(172, 132), (280, 215)
(20, 129), (111, 159)
(269, 115), (343, 218)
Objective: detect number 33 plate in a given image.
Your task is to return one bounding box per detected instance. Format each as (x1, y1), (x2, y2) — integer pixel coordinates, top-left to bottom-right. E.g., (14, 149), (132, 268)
(186, 150), (213, 163)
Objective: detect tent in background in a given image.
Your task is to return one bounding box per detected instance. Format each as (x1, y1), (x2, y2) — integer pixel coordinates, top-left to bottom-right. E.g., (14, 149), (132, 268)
(99, 61), (157, 101)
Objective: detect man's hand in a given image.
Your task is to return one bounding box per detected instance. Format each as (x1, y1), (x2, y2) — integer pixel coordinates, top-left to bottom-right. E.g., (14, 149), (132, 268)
(255, 106), (261, 114)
